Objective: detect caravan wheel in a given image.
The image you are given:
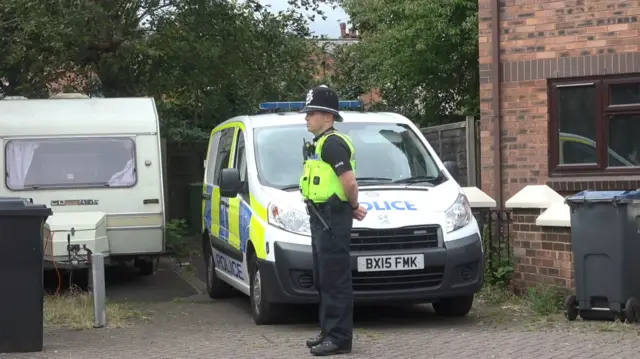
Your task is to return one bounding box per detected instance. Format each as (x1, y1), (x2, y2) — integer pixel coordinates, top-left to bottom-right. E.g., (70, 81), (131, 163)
(135, 256), (159, 276)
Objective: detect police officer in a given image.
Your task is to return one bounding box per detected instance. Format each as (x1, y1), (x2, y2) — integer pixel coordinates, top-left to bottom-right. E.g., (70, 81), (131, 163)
(298, 85), (367, 356)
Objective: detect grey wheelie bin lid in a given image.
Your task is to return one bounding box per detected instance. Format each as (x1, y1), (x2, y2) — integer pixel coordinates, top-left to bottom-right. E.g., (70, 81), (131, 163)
(565, 190), (640, 206)
(0, 197), (52, 216)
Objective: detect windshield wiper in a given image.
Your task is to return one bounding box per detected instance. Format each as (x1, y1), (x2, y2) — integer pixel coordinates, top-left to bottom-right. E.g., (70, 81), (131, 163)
(279, 184), (300, 191)
(356, 177), (392, 183)
(392, 176), (438, 185)
(279, 177), (392, 190)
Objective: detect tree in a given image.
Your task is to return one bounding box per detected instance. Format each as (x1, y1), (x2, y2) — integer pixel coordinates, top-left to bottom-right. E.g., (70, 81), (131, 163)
(144, 1), (320, 139)
(0, 1), (81, 97)
(1, 0), (332, 139)
(318, 42), (368, 100)
(337, 0), (479, 125)
(0, 0), (173, 98)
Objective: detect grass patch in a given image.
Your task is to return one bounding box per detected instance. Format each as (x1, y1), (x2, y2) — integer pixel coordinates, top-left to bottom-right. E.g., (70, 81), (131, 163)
(473, 285), (530, 325)
(524, 285), (564, 316)
(44, 288), (147, 330)
(477, 284), (522, 307)
(475, 284), (640, 333)
(474, 284), (564, 328)
(166, 218), (201, 267)
(477, 284), (564, 316)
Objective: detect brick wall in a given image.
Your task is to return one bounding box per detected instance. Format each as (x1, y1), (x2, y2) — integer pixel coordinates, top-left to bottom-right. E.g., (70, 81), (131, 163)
(478, 0), (640, 203)
(510, 208), (574, 291)
(548, 177), (640, 197)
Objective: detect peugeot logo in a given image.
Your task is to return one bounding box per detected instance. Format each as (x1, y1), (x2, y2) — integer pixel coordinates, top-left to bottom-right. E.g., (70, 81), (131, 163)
(378, 214), (390, 224)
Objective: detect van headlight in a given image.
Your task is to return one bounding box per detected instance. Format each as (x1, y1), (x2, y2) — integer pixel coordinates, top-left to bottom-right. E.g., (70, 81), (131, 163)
(445, 193), (472, 233)
(267, 202), (311, 236)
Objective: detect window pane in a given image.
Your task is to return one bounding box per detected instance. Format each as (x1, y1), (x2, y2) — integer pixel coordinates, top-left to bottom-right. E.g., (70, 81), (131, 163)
(6, 137), (136, 190)
(234, 130), (247, 182)
(205, 132), (222, 184)
(213, 128), (234, 184)
(563, 141), (597, 164)
(556, 85), (598, 165)
(607, 114), (640, 167)
(610, 82), (640, 105)
(253, 122), (443, 190)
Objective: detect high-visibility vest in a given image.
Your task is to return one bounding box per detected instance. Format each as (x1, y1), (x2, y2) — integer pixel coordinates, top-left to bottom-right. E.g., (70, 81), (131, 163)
(299, 131), (356, 203)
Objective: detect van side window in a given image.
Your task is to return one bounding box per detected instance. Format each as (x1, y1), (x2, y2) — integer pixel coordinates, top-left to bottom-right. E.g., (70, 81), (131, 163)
(234, 130), (247, 183)
(205, 132), (222, 184)
(213, 128), (235, 185)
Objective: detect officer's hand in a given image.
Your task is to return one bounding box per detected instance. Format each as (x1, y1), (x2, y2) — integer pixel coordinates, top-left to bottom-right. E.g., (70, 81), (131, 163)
(352, 205), (367, 221)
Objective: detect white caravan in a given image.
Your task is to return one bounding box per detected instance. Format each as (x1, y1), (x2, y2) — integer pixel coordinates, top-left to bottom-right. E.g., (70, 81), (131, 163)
(0, 94), (166, 275)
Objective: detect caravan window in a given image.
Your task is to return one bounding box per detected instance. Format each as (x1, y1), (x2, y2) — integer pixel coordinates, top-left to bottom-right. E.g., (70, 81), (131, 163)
(5, 137), (137, 190)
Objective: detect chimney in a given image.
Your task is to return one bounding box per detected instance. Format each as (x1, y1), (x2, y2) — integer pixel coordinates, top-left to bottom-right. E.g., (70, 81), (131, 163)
(348, 26), (356, 38)
(339, 22), (347, 38)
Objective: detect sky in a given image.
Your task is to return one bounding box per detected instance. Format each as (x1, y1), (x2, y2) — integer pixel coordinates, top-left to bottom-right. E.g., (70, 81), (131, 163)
(258, 0), (350, 38)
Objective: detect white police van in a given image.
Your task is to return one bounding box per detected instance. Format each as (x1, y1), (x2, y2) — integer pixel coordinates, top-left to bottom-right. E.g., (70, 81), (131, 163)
(200, 101), (484, 325)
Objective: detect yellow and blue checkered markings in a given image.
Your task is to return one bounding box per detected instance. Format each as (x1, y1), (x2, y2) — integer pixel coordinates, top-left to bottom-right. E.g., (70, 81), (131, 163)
(204, 184), (214, 233)
(219, 198), (230, 242)
(239, 201), (252, 252)
(203, 182), (253, 254)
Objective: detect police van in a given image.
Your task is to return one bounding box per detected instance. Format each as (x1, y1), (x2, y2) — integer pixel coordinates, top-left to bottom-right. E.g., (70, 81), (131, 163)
(200, 101), (484, 325)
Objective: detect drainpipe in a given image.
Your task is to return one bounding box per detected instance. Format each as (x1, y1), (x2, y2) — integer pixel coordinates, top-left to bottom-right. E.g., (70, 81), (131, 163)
(490, 0), (503, 209)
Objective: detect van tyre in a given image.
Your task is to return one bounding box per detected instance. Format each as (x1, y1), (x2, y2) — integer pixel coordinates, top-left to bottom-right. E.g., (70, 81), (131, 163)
(249, 252), (282, 325)
(432, 295), (474, 317)
(204, 247), (233, 299)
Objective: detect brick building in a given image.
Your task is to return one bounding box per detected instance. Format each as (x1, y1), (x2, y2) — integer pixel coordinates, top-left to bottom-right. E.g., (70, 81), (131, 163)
(313, 23), (381, 105)
(477, 1), (640, 291)
(479, 0), (640, 205)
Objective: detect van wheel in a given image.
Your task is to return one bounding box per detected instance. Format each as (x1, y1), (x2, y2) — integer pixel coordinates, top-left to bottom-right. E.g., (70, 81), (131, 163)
(204, 248), (233, 299)
(249, 252), (282, 325)
(432, 295), (474, 317)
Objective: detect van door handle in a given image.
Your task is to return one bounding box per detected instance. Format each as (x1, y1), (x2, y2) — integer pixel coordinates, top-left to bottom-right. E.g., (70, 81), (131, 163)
(202, 192), (211, 200)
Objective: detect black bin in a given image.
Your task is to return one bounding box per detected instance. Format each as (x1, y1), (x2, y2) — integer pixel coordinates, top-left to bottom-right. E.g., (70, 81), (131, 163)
(0, 198), (52, 353)
(564, 190), (640, 322)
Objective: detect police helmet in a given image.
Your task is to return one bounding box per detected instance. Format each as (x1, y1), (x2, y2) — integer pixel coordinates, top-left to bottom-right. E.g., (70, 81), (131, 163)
(299, 85), (343, 122)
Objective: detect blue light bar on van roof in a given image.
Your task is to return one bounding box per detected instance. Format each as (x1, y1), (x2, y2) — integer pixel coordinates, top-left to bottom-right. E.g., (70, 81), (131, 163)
(258, 100), (362, 111)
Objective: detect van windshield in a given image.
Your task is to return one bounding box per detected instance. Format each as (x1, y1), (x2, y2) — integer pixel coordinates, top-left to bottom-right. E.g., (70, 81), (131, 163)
(253, 122), (445, 190)
(5, 137), (137, 190)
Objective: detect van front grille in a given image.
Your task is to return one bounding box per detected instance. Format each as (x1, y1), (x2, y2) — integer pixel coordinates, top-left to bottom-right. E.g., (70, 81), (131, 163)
(352, 266), (445, 291)
(350, 225), (440, 252)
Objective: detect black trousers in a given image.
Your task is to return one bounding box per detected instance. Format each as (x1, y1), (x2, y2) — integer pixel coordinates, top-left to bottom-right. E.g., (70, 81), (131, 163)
(310, 202), (353, 344)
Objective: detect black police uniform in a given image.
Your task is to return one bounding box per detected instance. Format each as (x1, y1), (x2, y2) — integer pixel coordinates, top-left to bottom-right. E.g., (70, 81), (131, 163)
(299, 86), (355, 356)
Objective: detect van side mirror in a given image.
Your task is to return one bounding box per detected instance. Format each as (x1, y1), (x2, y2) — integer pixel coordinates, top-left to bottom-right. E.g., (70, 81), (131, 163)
(219, 168), (241, 198)
(443, 160), (459, 182)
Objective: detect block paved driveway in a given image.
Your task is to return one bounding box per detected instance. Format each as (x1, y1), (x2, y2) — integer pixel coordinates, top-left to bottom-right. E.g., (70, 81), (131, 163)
(6, 295), (640, 359)
(5, 259), (639, 358)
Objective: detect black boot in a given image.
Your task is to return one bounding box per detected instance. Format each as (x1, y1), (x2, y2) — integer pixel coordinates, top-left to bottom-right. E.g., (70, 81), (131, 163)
(306, 333), (325, 348)
(310, 338), (352, 356)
